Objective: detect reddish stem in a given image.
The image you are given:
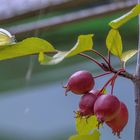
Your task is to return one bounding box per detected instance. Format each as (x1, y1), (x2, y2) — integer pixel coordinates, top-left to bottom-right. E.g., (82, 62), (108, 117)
(79, 53), (105, 70)
(100, 75), (114, 93)
(93, 71), (112, 79)
(110, 69), (125, 95)
(100, 68), (125, 94)
(90, 49), (113, 70)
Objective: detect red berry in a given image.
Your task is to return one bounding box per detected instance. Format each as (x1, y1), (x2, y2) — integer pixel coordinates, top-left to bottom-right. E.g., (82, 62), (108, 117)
(65, 70), (95, 95)
(106, 102), (128, 137)
(94, 94), (121, 122)
(89, 89), (103, 97)
(78, 93), (97, 116)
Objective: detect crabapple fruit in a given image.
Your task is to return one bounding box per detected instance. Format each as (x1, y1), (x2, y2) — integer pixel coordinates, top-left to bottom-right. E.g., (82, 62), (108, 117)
(94, 94), (121, 122)
(65, 70), (95, 95)
(106, 102), (128, 137)
(89, 89), (103, 97)
(78, 93), (97, 116)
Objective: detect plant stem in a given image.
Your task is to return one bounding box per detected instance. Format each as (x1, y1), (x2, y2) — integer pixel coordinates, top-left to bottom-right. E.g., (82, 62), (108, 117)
(93, 71), (112, 79)
(111, 68), (135, 81)
(100, 69), (125, 94)
(100, 75), (115, 93)
(78, 53), (105, 70)
(90, 49), (111, 68)
(110, 69), (125, 95)
(134, 1), (140, 139)
(78, 52), (135, 80)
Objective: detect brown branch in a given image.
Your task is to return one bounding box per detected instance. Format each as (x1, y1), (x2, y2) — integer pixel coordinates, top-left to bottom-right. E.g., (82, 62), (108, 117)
(113, 69), (136, 81)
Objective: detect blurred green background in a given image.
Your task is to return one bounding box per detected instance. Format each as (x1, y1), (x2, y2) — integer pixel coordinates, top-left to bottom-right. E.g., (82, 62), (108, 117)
(0, 0), (138, 140)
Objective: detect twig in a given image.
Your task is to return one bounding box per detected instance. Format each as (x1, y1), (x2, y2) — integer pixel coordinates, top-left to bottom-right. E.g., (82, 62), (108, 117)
(100, 68), (125, 94)
(93, 71), (112, 79)
(90, 49), (110, 65)
(78, 53), (104, 70)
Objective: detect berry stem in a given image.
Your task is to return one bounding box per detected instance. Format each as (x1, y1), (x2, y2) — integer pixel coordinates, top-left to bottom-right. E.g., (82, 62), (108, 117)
(110, 68), (125, 95)
(78, 51), (134, 80)
(79, 53), (105, 70)
(100, 75), (114, 93)
(93, 71), (112, 79)
(100, 68), (125, 94)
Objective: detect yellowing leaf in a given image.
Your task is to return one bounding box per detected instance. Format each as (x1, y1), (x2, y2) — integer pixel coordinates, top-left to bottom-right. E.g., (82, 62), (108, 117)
(69, 130), (100, 140)
(121, 49), (137, 62)
(0, 28), (15, 46)
(66, 34), (93, 57)
(102, 88), (107, 94)
(76, 116), (98, 135)
(39, 34), (93, 65)
(109, 4), (140, 29)
(0, 37), (56, 60)
(106, 29), (122, 58)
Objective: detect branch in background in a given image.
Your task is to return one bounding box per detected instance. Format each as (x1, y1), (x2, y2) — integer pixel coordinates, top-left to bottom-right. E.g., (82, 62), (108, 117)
(0, 0), (96, 24)
(7, 1), (136, 36)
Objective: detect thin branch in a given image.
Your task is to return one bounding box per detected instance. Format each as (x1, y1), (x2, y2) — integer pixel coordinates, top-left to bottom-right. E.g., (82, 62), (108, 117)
(112, 69), (135, 81)
(93, 71), (112, 79)
(78, 53), (104, 70)
(100, 69), (125, 94)
(90, 49), (110, 66)
(100, 75), (115, 93)
(110, 69), (125, 95)
(75, 51), (135, 81)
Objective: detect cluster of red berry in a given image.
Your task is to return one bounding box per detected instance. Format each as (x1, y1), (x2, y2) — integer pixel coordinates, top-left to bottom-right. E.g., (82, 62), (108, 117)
(64, 70), (128, 137)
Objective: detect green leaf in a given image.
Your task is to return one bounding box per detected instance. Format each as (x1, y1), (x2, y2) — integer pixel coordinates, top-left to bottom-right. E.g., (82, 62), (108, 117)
(109, 4), (140, 29)
(76, 116), (98, 135)
(121, 49), (137, 62)
(0, 37), (56, 60)
(106, 29), (122, 58)
(39, 34), (93, 65)
(69, 130), (100, 140)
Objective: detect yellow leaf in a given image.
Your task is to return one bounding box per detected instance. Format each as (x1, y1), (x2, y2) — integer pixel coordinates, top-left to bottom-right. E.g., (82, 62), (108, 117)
(109, 4), (140, 29)
(39, 34), (93, 65)
(0, 37), (56, 60)
(0, 28), (15, 46)
(66, 34), (93, 57)
(76, 116), (98, 135)
(106, 29), (122, 58)
(121, 49), (137, 62)
(69, 130), (100, 140)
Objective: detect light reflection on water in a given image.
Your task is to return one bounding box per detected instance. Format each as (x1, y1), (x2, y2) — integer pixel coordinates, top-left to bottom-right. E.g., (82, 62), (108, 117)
(0, 64), (135, 140)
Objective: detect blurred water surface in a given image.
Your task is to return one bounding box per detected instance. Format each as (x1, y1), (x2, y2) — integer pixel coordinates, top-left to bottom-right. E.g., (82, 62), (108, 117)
(0, 60), (135, 140)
